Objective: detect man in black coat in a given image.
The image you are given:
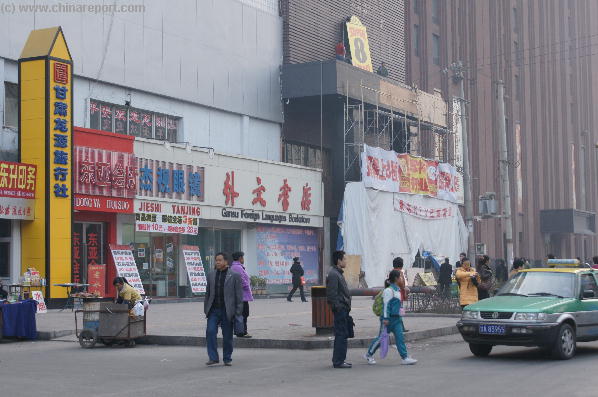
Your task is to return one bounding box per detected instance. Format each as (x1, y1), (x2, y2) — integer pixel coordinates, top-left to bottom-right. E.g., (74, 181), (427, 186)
(438, 258), (452, 297)
(287, 257), (307, 302)
(327, 250), (352, 369)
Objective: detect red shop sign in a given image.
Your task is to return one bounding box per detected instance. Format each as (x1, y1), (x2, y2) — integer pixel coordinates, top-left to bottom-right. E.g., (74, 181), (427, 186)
(74, 146), (137, 198)
(74, 194), (133, 213)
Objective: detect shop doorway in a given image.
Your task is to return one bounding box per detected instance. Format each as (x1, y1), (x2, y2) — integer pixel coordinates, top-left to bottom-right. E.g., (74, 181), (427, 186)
(149, 235), (178, 297)
(73, 222), (105, 285)
(0, 219), (10, 280)
(190, 228), (241, 272)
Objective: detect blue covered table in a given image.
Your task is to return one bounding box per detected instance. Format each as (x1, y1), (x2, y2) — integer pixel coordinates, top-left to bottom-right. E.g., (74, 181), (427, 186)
(1, 300), (38, 339)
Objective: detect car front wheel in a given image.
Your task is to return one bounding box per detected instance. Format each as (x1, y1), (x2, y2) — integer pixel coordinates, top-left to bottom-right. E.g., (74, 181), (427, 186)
(469, 343), (493, 357)
(552, 323), (576, 360)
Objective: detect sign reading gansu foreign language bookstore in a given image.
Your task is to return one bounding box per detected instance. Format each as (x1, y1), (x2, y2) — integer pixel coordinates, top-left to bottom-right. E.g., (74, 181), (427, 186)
(19, 27), (73, 299)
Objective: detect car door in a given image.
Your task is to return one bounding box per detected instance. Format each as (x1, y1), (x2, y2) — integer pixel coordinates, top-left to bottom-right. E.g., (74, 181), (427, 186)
(577, 273), (598, 340)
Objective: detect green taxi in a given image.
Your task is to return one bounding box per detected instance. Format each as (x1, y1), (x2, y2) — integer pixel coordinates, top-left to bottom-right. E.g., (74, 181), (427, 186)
(457, 263), (598, 360)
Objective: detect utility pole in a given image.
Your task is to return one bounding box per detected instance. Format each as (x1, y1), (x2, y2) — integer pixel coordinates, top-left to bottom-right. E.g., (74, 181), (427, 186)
(497, 80), (514, 265)
(449, 61), (475, 260)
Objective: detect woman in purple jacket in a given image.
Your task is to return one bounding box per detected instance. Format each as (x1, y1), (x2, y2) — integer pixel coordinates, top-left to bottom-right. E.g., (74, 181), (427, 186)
(230, 251), (253, 338)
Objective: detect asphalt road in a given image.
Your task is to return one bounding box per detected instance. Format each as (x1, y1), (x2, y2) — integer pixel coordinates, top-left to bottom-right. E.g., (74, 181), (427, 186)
(3, 335), (598, 397)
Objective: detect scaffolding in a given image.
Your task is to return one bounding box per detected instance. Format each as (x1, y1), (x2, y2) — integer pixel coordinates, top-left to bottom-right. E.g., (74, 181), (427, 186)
(343, 80), (454, 183)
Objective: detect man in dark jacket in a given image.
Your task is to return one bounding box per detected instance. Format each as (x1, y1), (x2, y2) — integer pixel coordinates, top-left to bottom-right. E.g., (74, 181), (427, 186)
(287, 257), (307, 302)
(438, 258), (452, 297)
(327, 250), (352, 369)
(204, 252), (244, 366)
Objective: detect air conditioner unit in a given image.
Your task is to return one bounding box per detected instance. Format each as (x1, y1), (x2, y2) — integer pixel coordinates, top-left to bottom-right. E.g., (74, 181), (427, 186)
(478, 192), (498, 217)
(475, 243), (487, 256)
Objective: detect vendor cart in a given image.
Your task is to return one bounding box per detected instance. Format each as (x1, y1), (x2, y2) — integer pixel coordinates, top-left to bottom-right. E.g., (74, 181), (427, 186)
(75, 301), (146, 348)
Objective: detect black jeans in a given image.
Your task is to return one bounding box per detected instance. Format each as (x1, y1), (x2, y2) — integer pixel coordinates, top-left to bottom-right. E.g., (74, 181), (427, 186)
(332, 309), (349, 366)
(242, 301), (249, 335)
(287, 285), (306, 301)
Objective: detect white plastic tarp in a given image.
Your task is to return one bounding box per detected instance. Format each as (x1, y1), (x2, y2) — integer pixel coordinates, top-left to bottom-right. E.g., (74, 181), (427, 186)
(340, 182), (468, 287)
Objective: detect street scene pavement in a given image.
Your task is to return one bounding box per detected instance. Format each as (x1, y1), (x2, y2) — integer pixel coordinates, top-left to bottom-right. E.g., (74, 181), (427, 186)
(36, 297), (458, 346)
(4, 334), (598, 397)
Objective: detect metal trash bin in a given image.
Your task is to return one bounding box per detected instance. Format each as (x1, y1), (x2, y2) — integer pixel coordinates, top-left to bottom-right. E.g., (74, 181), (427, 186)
(311, 286), (333, 335)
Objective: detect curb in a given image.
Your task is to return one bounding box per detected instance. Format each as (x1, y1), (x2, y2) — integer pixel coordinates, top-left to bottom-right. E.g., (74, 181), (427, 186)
(135, 325), (459, 350)
(37, 330), (75, 340)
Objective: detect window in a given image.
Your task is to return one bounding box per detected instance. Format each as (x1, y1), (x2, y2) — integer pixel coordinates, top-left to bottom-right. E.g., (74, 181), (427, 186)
(413, 25), (420, 57)
(431, 0), (440, 24)
(512, 8), (518, 33)
(89, 99), (180, 142)
(432, 34), (441, 65)
(283, 141), (330, 177)
(581, 274), (598, 297)
(4, 82), (18, 129)
(414, 0), (421, 15)
(514, 74), (521, 101)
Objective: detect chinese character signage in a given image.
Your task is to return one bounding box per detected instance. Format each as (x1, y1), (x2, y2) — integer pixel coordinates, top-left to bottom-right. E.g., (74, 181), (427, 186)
(19, 27), (73, 298)
(182, 245), (206, 293)
(109, 245), (145, 295)
(0, 160), (36, 220)
(74, 147), (137, 198)
(87, 264), (106, 297)
(137, 158), (204, 202)
(135, 200), (200, 235)
(256, 226), (319, 285)
(361, 144), (464, 204)
(133, 139), (324, 228)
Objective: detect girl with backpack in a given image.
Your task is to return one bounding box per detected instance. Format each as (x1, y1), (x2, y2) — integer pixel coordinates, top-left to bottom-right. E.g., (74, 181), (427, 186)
(363, 270), (417, 365)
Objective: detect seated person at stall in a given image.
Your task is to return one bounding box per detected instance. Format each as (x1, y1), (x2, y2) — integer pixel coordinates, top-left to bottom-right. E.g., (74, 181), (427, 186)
(113, 277), (141, 308)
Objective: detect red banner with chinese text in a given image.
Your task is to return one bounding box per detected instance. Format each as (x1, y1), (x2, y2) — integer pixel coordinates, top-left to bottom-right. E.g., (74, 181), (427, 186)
(88, 264), (106, 296)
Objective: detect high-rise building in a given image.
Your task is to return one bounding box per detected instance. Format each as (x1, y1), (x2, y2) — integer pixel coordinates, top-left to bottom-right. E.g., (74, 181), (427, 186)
(406, 0), (598, 262)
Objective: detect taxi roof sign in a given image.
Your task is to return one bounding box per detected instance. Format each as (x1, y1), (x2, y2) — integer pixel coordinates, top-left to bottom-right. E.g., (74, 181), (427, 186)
(546, 259), (588, 268)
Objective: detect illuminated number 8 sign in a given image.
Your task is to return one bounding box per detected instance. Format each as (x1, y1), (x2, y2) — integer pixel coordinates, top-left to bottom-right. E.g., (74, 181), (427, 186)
(353, 37), (368, 63)
(346, 16), (373, 72)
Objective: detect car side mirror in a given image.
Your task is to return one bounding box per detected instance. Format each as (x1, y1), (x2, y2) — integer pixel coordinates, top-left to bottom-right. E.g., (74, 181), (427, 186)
(583, 290), (595, 299)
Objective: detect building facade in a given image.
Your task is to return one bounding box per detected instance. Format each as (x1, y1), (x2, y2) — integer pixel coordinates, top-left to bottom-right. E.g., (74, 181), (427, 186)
(0, 1), (319, 298)
(280, 0), (448, 268)
(406, 0), (598, 262)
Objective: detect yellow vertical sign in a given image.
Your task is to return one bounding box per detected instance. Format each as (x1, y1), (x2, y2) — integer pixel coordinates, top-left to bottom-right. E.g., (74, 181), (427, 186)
(19, 27), (72, 299)
(346, 16), (373, 73)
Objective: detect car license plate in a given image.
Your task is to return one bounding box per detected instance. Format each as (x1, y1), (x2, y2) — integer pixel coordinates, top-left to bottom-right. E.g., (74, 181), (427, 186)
(479, 324), (506, 335)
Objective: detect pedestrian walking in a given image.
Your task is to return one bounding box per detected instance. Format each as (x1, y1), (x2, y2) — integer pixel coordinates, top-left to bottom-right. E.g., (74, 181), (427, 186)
(363, 270), (417, 365)
(230, 251), (253, 338)
(455, 252), (466, 272)
(476, 255), (494, 300)
(455, 259), (479, 309)
(509, 258), (525, 279)
(287, 257), (307, 302)
(392, 257), (409, 332)
(326, 250), (353, 369)
(204, 252), (244, 366)
(438, 258), (452, 297)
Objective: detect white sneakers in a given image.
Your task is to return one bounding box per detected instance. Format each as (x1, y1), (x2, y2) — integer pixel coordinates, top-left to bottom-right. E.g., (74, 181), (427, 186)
(363, 353), (418, 365)
(401, 357), (418, 365)
(363, 353), (377, 365)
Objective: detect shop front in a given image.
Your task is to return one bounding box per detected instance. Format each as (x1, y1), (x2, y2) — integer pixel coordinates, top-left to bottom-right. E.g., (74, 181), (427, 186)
(0, 160), (37, 284)
(121, 139), (324, 297)
(73, 127), (136, 298)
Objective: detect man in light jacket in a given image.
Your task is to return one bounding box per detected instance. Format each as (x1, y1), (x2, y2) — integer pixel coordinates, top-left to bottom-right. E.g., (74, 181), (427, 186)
(204, 252), (244, 366)
(326, 250), (352, 369)
(230, 251), (253, 338)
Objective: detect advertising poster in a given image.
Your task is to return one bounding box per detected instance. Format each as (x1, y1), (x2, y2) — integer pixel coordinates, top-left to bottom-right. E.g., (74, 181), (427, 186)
(256, 226), (319, 285)
(87, 264), (106, 297)
(109, 244), (145, 295)
(182, 245), (207, 293)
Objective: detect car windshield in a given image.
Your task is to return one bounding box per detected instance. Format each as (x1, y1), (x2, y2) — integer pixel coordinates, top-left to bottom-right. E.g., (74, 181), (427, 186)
(497, 272), (577, 298)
